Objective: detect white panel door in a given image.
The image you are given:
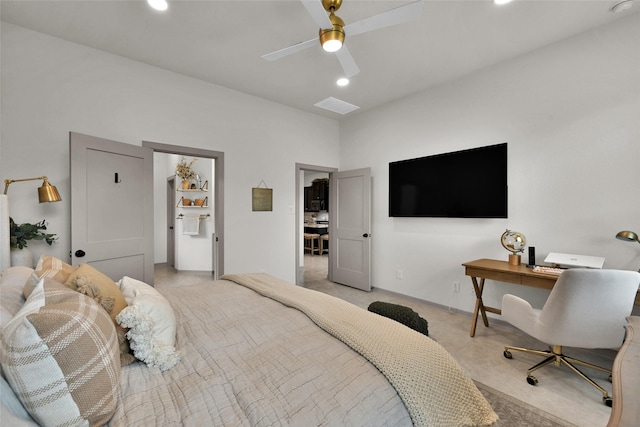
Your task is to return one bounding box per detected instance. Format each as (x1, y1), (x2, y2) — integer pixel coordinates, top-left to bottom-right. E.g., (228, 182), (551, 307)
(70, 132), (154, 284)
(331, 168), (371, 291)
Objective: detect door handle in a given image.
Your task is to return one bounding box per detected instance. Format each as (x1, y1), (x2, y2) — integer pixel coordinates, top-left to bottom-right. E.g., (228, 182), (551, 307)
(363, 233), (370, 238)
(75, 250), (86, 258)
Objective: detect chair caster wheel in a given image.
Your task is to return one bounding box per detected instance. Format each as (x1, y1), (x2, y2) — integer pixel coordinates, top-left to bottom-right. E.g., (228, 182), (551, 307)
(603, 396), (613, 407)
(526, 375), (538, 386)
(503, 350), (512, 359)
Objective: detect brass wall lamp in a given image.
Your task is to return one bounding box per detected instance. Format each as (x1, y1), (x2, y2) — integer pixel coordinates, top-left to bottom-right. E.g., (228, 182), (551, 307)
(3, 176), (62, 203)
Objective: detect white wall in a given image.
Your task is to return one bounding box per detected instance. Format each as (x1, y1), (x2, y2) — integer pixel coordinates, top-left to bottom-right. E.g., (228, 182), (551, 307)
(0, 22), (340, 283)
(1, 16), (638, 314)
(340, 14), (640, 315)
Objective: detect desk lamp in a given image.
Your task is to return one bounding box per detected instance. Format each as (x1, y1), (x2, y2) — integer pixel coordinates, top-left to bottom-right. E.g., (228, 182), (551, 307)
(615, 230), (640, 272)
(616, 230), (639, 244)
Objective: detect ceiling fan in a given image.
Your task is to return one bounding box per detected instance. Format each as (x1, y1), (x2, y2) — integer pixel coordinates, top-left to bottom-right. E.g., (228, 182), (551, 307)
(262, 0), (424, 78)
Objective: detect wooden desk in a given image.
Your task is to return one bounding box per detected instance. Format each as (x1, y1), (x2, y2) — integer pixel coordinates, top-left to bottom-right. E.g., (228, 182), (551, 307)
(462, 259), (558, 337)
(463, 259), (640, 337)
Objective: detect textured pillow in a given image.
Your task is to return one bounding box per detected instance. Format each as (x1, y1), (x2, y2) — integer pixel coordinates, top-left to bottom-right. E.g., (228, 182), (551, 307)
(116, 276), (180, 371)
(24, 255), (76, 298)
(368, 301), (429, 337)
(0, 279), (121, 426)
(64, 263), (135, 366)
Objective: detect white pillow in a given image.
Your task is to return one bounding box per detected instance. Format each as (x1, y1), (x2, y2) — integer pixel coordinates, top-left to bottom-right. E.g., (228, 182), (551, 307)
(116, 276), (179, 371)
(0, 266), (33, 315)
(1, 376), (37, 426)
(0, 305), (13, 328)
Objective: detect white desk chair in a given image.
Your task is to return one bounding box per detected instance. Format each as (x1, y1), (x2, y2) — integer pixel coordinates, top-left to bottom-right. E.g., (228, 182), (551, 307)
(502, 268), (640, 406)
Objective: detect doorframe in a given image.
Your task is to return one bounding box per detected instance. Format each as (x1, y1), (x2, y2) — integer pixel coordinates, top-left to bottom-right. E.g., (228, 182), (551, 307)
(143, 141), (225, 278)
(166, 176), (176, 268)
(295, 163), (337, 285)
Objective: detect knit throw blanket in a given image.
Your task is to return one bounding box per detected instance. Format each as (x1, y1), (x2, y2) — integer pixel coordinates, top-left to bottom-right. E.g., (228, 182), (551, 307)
(222, 273), (498, 427)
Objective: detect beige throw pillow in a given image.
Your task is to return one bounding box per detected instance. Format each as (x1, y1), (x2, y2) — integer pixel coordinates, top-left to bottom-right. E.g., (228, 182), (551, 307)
(0, 279), (121, 426)
(64, 263), (135, 366)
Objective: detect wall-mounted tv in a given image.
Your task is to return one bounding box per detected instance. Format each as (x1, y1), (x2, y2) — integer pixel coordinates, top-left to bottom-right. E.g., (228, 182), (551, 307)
(389, 143), (508, 218)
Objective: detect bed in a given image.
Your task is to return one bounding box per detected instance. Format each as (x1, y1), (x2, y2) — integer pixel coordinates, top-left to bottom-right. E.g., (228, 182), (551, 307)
(1, 259), (498, 426)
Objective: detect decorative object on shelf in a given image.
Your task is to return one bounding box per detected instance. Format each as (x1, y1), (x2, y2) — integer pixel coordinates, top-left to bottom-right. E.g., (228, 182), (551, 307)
(501, 229), (526, 265)
(615, 230), (640, 272)
(175, 156), (197, 190)
(9, 217), (57, 267)
(200, 180), (208, 191)
(1, 175), (62, 271)
(177, 196), (207, 208)
(252, 180), (272, 212)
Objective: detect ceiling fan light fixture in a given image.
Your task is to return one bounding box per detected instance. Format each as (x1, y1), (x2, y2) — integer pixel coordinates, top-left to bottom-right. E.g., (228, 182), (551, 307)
(319, 12), (345, 52)
(321, 35), (343, 52)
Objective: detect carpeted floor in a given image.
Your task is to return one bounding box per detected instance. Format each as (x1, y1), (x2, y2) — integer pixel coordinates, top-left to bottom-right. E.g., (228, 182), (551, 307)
(475, 381), (576, 427)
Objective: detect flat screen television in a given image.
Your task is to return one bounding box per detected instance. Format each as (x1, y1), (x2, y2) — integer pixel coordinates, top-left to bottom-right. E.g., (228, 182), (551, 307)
(389, 143), (507, 218)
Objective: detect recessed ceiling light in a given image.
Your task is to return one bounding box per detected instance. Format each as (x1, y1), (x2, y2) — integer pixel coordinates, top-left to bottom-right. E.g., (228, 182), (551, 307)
(610, 0), (634, 13)
(493, 0), (513, 5)
(147, 0), (168, 12)
(336, 78), (349, 87)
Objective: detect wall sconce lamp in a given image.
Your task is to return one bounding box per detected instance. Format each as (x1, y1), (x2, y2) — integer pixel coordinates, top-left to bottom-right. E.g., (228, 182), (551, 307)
(616, 230), (640, 245)
(3, 176), (62, 203)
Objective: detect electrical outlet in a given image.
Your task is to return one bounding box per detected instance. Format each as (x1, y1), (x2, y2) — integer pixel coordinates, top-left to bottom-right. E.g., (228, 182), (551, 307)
(396, 269), (403, 279)
(453, 281), (460, 292)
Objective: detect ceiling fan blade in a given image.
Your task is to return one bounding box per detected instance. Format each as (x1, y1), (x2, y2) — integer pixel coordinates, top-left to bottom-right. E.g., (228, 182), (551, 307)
(262, 37), (319, 62)
(300, 0), (333, 28)
(344, 0), (424, 38)
(335, 45), (360, 78)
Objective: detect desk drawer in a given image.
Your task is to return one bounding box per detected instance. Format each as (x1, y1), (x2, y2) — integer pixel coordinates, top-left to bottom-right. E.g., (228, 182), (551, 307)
(465, 268), (521, 285)
(521, 275), (555, 290)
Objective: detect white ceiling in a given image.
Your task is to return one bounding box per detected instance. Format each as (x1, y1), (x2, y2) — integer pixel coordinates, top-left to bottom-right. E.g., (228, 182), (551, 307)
(1, 0), (638, 119)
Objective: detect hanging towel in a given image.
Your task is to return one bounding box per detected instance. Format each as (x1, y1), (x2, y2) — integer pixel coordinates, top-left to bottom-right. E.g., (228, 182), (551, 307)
(182, 215), (200, 235)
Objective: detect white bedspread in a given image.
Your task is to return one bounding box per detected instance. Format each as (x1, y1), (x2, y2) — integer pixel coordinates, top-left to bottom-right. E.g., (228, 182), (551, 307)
(109, 273), (497, 426)
(223, 273), (497, 427)
(109, 277), (413, 426)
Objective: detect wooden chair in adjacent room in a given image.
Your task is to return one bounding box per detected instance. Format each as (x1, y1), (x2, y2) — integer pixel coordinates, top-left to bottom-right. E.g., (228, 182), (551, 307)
(320, 234), (329, 255)
(303, 233), (320, 256)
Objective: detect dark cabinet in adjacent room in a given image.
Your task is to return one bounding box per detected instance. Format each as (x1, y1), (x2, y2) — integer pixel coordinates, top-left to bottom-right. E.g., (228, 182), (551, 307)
(305, 179), (329, 211)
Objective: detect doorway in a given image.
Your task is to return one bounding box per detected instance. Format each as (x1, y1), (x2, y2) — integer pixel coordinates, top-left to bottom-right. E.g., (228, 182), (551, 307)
(295, 163), (337, 286)
(143, 141), (224, 279)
